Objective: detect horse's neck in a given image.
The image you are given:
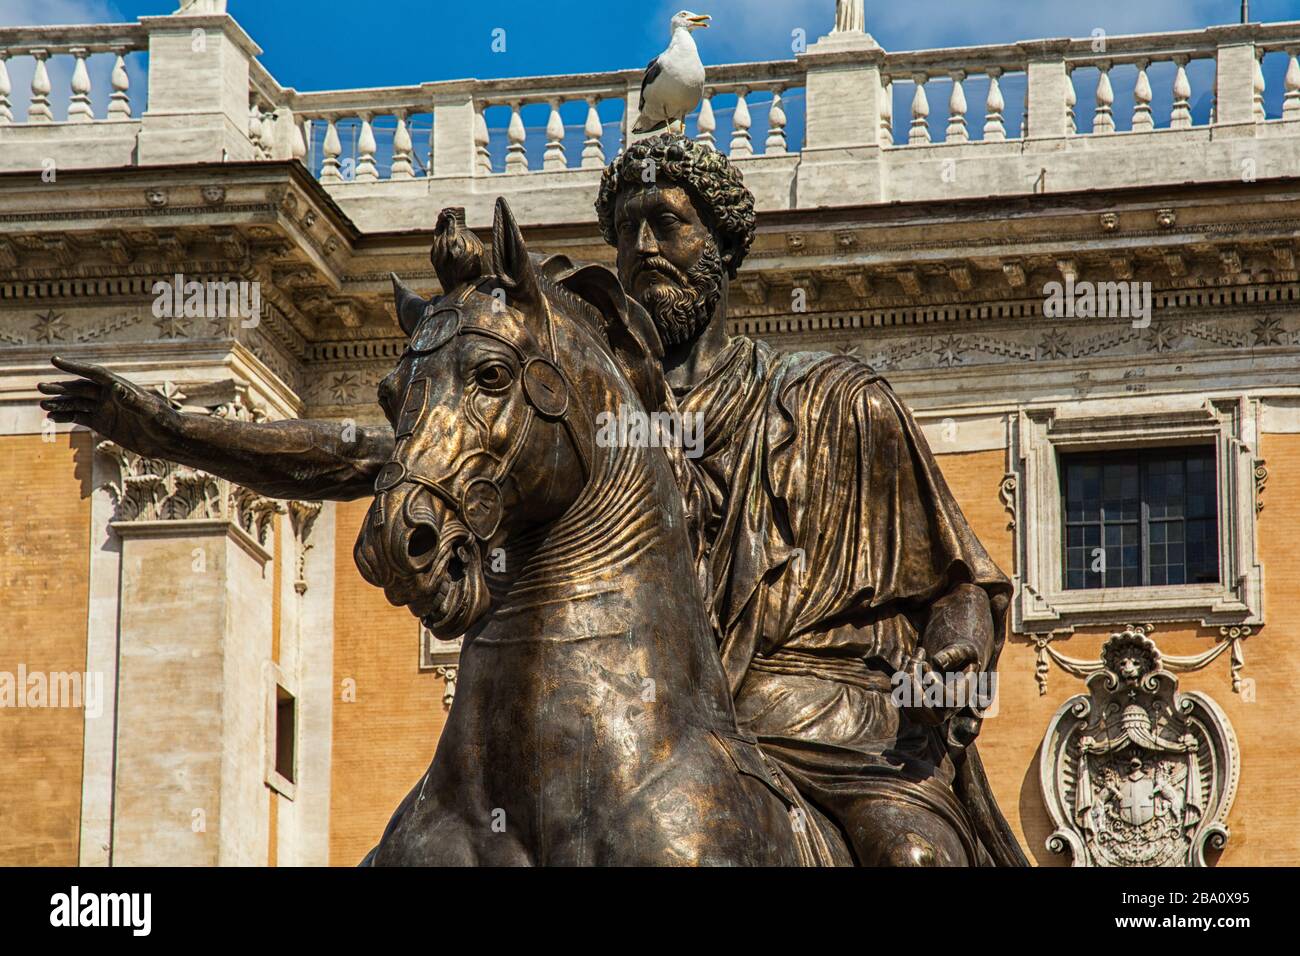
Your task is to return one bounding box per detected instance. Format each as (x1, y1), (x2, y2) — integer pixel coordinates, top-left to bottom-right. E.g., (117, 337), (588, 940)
(493, 442), (660, 606)
(492, 439), (681, 615)
(481, 438), (729, 713)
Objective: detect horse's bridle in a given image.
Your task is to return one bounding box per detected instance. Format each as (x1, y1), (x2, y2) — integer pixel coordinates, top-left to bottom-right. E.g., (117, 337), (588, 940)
(372, 280), (593, 543)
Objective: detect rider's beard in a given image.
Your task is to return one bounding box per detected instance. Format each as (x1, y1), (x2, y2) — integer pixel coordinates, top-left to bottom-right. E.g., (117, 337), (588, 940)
(636, 241), (723, 347)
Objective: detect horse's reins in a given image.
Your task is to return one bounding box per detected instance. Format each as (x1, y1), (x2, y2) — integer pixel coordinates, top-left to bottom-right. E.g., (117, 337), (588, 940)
(372, 279), (594, 544)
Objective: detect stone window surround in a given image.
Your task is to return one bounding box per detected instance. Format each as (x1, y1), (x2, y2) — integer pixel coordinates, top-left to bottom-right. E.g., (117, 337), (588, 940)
(1009, 395), (1264, 633)
(265, 661), (297, 800)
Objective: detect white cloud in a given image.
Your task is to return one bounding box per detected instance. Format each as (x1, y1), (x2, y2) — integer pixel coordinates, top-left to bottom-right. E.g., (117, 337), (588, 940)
(657, 0), (1245, 61)
(0, 0), (125, 27)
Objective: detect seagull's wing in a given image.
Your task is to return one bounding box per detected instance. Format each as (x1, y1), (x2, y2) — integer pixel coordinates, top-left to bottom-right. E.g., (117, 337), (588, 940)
(638, 56), (662, 112)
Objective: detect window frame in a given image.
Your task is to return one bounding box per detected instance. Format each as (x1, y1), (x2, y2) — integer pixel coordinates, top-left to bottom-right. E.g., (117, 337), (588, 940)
(264, 663), (297, 800)
(1008, 396), (1263, 632)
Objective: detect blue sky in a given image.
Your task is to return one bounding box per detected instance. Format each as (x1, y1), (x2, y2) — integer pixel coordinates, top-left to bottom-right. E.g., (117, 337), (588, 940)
(6, 0), (1300, 88)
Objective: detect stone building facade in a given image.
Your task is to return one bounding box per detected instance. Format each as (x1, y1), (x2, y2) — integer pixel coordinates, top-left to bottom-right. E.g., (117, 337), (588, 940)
(1, 1), (1298, 865)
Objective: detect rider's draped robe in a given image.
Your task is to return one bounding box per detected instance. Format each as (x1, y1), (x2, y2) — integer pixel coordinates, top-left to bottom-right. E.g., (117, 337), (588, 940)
(677, 335), (1016, 865)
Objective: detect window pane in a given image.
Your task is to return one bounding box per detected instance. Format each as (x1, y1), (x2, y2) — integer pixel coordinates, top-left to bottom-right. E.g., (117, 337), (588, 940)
(1061, 446), (1219, 591)
(1103, 463), (1139, 521)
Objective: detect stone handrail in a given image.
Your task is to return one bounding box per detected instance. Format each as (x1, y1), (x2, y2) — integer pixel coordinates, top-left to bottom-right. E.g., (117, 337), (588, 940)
(241, 57), (806, 184)
(3, 9), (1300, 228)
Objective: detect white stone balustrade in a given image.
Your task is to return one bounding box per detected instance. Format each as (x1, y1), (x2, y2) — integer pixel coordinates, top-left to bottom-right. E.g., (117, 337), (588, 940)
(0, 24), (146, 131)
(4, 14), (1300, 231)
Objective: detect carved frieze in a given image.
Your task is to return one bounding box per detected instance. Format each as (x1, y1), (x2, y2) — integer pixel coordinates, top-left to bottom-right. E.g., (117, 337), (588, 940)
(1039, 626), (1239, 867)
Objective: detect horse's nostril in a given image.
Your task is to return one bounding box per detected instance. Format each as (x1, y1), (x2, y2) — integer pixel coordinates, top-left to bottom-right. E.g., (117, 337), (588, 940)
(407, 524), (439, 565)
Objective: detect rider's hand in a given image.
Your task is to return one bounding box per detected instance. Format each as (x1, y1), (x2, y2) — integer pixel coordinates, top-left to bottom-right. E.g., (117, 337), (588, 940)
(38, 356), (175, 446)
(926, 636), (985, 674)
(919, 582), (994, 675)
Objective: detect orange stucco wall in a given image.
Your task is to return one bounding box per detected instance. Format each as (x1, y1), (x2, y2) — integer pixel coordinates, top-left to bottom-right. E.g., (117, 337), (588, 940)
(0, 432), (93, 865)
(328, 497), (450, 866)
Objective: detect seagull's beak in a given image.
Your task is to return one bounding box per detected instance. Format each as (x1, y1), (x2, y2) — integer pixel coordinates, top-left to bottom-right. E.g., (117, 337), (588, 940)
(689, 14), (710, 27)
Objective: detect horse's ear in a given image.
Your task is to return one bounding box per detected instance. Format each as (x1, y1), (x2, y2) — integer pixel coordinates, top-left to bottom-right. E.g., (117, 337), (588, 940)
(490, 197), (541, 308)
(390, 273), (427, 338)
(560, 263), (670, 414)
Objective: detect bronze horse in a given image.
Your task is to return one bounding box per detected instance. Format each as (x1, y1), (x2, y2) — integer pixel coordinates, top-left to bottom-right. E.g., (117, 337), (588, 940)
(354, 199), (849, 865)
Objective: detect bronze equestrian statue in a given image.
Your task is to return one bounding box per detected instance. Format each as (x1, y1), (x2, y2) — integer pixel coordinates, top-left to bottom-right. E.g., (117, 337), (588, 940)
(39, 133), (1026, 866)
(354, 198), (847, 864)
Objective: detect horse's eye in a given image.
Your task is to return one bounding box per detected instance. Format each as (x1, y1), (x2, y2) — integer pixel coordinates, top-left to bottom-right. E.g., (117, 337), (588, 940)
(475, 362), (513, 391)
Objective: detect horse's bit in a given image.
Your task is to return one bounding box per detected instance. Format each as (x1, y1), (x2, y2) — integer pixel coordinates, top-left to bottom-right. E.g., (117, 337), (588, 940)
(372, 280), (593, 543)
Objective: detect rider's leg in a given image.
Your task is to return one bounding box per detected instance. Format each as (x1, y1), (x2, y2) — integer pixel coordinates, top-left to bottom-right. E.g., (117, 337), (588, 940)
(832, 796), (970, 867)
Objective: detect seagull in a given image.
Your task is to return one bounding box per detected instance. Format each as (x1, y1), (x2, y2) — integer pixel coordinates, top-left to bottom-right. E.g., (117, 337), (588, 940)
(633, 11), (710, 134)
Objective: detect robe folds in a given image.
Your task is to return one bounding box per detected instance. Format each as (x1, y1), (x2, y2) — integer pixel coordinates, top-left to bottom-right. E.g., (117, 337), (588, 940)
(678, 335), (1025, 866)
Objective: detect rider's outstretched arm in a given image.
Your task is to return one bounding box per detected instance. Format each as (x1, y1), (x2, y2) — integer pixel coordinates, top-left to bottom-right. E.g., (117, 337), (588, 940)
(39, 356), (392, 502)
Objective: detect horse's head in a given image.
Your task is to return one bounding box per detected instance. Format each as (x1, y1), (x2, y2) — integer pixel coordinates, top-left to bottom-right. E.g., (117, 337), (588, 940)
(355, 198), (672, 638)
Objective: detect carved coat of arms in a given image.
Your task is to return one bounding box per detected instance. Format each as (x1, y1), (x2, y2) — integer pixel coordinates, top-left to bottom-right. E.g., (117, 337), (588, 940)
(1039, 627), (1239, 866)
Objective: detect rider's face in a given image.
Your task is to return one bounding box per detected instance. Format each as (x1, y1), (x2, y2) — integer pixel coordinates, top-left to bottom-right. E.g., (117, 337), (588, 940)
(613, 184), (725, 347)
(613, 184), (710, 299)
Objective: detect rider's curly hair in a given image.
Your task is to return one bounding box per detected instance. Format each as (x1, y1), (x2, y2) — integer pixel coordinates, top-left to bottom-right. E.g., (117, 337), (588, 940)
(595, 133), (756, 279)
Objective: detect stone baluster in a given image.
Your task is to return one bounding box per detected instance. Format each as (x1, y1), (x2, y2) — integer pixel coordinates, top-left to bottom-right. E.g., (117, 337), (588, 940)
(730, 88), (753, 157)
(291, 117), (308, 164)
(355, 113), (379, 181)
(581, 97), (606, 168)
(427, 113), (436, 174)
(1285, 49), (1300, 120)
(946, 71), (968, 143)
(766, 88), (788, 154)
(28, 50), (53, 123)
(247, 103), (264, 155)
(0, 52), (13, 125)
(1064, 68), (1077, 134)
(391, 111), (414, 179)
(879, 76), (893, 143)
(474, 102), (493, 174)
(107, 51), (131, 120)
(1171, 56), (1192, 129)
(68, 47), (94, 123)
(259, 107), (277, 159)
(1132, 59), (1154, 132)
(696, 93), (716, 148)
(1093, 62), (1114, 134)
(320, 117), (343, 183)
(544, 98), (567, 170)
(506, 101), (528, 173)
(983, 68), (1006, 141)
(909, 74), (930, 144)
(1253, 53), (1266, 122)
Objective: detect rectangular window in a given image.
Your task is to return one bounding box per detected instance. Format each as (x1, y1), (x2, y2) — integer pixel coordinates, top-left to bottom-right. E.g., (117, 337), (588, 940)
(275, 685), (296, 785)
(1062, 446), (1219, 590)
